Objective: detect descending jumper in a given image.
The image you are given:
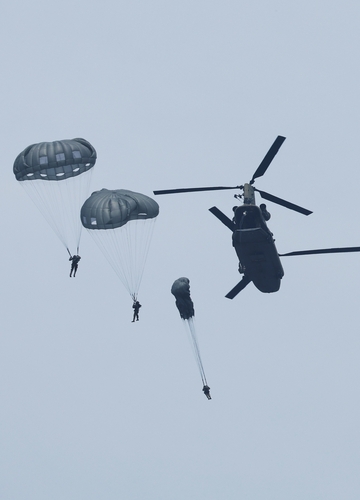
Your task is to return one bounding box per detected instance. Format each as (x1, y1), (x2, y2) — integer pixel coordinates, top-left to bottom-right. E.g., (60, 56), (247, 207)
(13, 138), (96, 260)
(171, 277), (211, 400)
(81, 188), (159, 303)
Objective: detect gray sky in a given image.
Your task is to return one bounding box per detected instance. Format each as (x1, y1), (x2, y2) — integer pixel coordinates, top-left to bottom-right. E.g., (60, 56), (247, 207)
(2, 1), (360, 499)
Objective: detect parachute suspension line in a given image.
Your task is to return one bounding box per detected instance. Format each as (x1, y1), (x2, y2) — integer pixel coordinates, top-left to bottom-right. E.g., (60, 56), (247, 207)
(189, 320), (208, 386)
(19, 168), (93, 255)
(62, 167), (93, 253)
(86, 218), (157, 299)
(183, 318), (208, 386)
(186, 320), (207, 386)
(124, 218), (157, 298)
(67, 247), (72, 257)
(19, 179), (68, 251)
(73, 168), (93, 253)
(86, 228), (135, 297)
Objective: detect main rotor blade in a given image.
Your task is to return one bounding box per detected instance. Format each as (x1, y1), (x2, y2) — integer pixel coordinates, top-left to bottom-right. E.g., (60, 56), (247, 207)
(209, 206), (236, 231)
(254, 188), (312, 216)
(279, 246), (360, 257)
(153, 185), (241, 195)
(251, 135), (286, 182)
(225, 276), (251, 299)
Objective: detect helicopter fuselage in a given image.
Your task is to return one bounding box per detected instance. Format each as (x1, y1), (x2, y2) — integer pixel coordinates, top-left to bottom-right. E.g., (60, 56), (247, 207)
(232, 204), (284, 293)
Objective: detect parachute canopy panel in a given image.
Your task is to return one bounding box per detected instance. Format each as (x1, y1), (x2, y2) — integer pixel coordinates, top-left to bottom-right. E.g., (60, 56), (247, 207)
(81, 189), (159, 230)
(13, 138), (97, 181)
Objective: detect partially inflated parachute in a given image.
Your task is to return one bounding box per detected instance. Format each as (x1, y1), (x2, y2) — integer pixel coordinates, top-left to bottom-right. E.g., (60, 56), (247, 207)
(171, 278), (209, 389)
(171, 277), (195, 319)
(14, 138), (96, 255)
(81, 189), (159, 299)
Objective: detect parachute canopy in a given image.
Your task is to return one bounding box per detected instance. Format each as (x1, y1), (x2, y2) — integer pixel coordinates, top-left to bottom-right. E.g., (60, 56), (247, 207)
(13, 138), (96, 255)
(171, 277), (195, 320)
(81, 189), (159, 299)
(13, 138), (96, 181)
(81, 189), (159, 229)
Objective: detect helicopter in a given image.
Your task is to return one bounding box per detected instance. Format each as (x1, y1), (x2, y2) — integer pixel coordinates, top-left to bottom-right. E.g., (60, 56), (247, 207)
(154, 136), (360, 299)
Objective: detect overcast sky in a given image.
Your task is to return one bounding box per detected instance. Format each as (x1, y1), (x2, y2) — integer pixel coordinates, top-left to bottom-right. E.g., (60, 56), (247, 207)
(2, 1), (360, 499)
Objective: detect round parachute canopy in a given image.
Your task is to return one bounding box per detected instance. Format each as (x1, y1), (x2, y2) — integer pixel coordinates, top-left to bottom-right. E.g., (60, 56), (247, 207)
(13, 138), (96, 181)
(81, 189), (159, 299)
(13, 138), (97, 255)
(81, 188), (159, 229)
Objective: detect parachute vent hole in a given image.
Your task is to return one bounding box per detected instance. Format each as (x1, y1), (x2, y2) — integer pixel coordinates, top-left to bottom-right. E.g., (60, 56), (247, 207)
(26, 173), (34, 177)
(56, 172), (65, 177)
(85, 163), (91, 167)
(73, 167), (80, 172)
(40, 174), (47, 177)
(91, 217), (97, 225)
